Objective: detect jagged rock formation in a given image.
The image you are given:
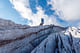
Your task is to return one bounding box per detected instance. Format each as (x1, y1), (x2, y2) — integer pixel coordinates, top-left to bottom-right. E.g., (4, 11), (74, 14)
(0, 18), (80, 53)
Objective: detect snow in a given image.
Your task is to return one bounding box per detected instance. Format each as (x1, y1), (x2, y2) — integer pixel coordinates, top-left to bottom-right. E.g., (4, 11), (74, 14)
(65, 26), (80, 38)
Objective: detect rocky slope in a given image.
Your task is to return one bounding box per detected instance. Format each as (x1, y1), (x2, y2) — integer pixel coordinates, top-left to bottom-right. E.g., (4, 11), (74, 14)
(0, 18), (80, 53)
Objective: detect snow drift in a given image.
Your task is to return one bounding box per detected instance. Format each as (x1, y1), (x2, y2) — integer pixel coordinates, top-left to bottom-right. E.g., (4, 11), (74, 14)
(0, 18), (80, 53)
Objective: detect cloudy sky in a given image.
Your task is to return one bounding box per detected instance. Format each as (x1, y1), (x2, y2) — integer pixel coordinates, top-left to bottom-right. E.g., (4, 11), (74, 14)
(0, 0), (80, 27)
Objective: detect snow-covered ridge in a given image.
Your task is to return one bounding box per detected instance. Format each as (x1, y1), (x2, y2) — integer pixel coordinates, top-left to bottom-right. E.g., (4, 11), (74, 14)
(65, 26), (80, 38)
(0, 18), (80, 53)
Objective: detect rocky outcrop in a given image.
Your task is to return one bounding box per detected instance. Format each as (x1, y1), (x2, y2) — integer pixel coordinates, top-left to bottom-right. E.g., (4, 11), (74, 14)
(0, 18), (80, 53)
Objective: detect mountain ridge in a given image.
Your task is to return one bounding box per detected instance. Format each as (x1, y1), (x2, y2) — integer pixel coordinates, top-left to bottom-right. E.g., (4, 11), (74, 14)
(0, 18), (80, 53)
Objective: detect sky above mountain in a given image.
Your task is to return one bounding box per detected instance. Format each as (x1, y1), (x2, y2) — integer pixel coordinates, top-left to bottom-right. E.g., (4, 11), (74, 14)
(0, 0), (80, 27)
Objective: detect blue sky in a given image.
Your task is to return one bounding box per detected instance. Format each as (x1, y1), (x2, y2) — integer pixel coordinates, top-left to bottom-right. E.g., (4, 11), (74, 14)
(0, 0), (28, 24)
(0, 0), (80, 26)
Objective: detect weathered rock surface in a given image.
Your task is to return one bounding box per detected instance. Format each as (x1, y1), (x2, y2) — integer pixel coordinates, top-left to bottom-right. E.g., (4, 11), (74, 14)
(0, 18), (80, 53)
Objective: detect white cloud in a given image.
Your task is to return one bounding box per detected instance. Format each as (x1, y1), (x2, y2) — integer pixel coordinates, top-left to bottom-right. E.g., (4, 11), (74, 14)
(48, 0), (80, 21)
(10, 0), (60, 26)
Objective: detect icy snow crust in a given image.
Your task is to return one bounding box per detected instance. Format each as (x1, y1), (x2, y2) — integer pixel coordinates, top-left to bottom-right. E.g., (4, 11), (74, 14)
(0, 18), (80, 53)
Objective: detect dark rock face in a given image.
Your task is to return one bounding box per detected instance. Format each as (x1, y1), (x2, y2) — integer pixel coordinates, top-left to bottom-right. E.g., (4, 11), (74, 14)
(0, 18), (80, 53)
